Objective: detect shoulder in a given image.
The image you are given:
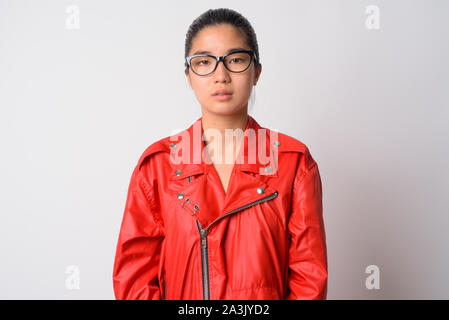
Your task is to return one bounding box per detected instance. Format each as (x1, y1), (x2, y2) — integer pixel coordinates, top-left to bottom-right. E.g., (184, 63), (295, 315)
(272, 130), (308, 154)
(268, 129), (318, 174)
(271, 129), (314, 158)
(136, 135), (173, 170)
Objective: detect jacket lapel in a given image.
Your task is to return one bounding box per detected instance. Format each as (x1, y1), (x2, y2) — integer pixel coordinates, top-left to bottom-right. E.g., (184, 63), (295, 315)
(168, 115), (280, 229)
(222, 116), (280, 215)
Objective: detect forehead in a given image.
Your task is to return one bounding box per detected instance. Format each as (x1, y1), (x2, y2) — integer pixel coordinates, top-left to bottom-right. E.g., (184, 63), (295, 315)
(189, 24), (249, 55)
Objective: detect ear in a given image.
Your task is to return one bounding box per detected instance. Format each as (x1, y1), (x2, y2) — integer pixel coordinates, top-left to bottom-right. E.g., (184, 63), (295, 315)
(253, 63), (262, 86)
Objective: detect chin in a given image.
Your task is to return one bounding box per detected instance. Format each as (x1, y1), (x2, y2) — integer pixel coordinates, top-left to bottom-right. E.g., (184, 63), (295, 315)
(203, 99), (246, 115)
(206, 105), (246, 116)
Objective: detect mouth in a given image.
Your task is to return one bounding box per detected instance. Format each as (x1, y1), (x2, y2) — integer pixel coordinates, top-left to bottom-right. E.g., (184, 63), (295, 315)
(212, 92), (233, 100)
(212, 90), (233, 96)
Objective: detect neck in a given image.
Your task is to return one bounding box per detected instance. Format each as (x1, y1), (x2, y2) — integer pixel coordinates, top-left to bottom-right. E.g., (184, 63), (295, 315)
(201, 110), (248, 136)
(201, 106), (249, 164)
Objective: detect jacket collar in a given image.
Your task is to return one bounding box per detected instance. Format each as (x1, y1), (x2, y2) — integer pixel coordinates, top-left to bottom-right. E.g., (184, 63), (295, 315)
(169, 115), (279, 180)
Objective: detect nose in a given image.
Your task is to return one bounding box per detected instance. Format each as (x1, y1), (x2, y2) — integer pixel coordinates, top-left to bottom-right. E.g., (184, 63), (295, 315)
(213, 59), (231, 82)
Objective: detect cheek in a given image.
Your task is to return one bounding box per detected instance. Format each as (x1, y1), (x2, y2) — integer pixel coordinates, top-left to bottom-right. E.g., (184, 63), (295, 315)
(234, 77), (254, 98)
(191, 79), (209, 100)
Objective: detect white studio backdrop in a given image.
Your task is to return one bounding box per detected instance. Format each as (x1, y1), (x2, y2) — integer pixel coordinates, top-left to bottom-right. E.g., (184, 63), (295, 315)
(0, 0), (448, 299)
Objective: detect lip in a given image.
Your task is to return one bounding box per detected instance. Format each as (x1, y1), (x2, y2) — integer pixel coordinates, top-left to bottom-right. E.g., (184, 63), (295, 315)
(212, 90), (233, 101)
(212, 90), (233, 96)
(213, 93), (233, 101)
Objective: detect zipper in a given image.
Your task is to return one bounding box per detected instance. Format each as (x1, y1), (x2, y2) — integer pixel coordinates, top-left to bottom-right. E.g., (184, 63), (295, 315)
(197, 221), (210, 300)
(196, 190), (279, 300)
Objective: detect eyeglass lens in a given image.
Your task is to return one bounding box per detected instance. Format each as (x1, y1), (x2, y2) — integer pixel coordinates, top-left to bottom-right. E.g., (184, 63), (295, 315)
(190, 52), (252, 75)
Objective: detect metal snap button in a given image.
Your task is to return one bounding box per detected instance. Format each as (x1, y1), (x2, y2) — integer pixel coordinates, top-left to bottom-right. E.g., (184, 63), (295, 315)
(170, 142), (176, 149)
(257, 187), (265, 194)
(175, 169), (182, 176)
(194, 204), (199, 211)
(273, 141), (280, 147)
(265, 165), (273, 173)
(177, 192), (184, 199)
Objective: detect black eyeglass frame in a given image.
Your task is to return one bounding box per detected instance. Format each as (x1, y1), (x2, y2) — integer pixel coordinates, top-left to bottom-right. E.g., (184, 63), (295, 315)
(184, 49), (258, 76)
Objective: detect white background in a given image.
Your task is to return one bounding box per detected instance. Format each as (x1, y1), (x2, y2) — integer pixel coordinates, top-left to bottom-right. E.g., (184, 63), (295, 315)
(0, 0), (448, 299)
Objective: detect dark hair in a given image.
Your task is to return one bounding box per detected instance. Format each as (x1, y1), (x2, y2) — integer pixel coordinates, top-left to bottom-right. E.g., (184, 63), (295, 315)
(184, 8), (261, 72)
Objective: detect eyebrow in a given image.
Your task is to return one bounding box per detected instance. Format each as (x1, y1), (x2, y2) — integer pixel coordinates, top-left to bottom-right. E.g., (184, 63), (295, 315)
(191, 47), (249, 56)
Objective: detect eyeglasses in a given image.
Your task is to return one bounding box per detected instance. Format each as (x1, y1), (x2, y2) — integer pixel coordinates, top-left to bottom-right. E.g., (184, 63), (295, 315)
(185, 49), (258, 76)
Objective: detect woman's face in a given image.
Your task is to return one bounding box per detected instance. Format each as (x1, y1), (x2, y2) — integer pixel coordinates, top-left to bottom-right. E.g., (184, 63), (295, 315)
(185, 23), (262, 117)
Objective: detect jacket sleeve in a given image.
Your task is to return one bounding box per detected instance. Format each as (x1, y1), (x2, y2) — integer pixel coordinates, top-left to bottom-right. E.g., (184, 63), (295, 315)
(112, 164), (165, 300)
(286, 156), (328, 300)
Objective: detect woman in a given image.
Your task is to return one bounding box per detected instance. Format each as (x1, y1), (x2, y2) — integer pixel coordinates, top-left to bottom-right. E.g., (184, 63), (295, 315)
(113, 8), (328, 300)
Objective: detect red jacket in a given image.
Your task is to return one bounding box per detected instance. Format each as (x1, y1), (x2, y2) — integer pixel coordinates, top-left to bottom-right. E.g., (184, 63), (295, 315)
(113, 115), (328, 299)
